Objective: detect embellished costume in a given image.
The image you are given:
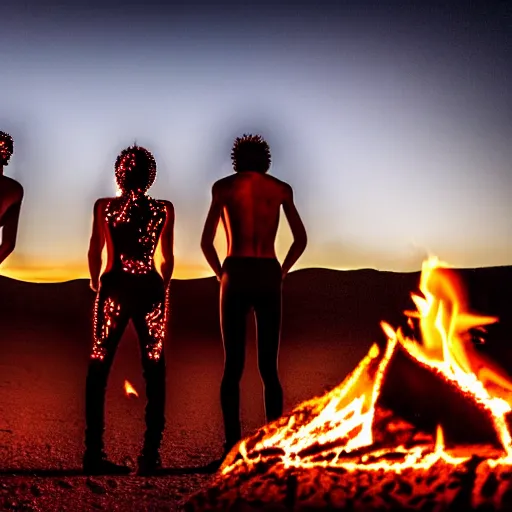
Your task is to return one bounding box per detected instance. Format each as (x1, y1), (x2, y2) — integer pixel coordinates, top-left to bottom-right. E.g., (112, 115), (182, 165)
(91, 193), (168, 363)
(85, 146), (170, 468)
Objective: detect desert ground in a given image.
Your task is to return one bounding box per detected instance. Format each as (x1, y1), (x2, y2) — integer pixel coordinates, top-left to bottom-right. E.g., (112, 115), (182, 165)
(1, 266), (511, 510)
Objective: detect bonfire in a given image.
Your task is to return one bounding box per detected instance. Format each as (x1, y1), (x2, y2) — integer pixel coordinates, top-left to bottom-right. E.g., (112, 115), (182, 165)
(186, 257), (512, 511)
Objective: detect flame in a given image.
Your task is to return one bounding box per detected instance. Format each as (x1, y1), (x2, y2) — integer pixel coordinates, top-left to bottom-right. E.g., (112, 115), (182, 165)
(222, 256), (512, 475)
(124, 380), (139, 398)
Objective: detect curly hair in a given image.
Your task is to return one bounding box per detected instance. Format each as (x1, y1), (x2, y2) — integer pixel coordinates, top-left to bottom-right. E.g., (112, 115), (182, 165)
(231, 134), (271, 173)
(0, 131), (14, 156)
(114, 145), (157, 194)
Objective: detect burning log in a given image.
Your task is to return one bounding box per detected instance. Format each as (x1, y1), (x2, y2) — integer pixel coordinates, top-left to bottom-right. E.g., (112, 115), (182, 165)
(378, 341), (503, 447)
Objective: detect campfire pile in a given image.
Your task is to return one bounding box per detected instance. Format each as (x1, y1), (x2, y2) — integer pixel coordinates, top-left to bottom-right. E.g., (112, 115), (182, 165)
(186, 258), (512, 511)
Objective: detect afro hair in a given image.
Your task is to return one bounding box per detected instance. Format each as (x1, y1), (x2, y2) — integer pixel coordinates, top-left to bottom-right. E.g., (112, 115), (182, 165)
(114, 145), (157, 194)
(0, 131), (14, 156)
(231, 134), (271, 173)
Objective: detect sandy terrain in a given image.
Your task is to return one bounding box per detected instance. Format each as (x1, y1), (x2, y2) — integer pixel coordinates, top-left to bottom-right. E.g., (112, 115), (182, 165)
(0, 266), (511, 510)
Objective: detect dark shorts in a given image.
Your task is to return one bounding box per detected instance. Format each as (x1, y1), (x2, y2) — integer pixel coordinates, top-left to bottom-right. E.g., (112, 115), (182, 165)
(221, 256), (282, 295)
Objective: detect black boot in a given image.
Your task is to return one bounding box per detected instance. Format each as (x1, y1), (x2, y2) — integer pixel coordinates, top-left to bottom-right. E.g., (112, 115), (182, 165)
(83, 450), (132, 476)
(137, 451), (162, 476)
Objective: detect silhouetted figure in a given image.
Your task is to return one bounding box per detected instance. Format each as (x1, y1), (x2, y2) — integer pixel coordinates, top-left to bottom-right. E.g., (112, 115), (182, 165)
(84, 145), (175, 475)
(201, 134), (307, 462)
(0, 131), (23, 266)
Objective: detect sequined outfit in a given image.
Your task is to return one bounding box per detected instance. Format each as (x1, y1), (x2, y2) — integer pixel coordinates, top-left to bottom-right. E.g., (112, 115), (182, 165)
(85, 193), (169, 458)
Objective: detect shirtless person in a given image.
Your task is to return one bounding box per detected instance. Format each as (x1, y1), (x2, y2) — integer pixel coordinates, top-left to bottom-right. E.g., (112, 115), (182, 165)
(84, 145), (174, 475)
(201, 134), (307, 460)
(0, 131), (24, 266)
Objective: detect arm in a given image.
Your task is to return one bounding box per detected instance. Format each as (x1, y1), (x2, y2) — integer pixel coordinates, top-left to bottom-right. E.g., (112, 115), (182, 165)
(0, 183), (22, 223)
(160, 201), (175, 289)
(200, 184), (223, 280)
(281, 185), (308, 277)
(0, 196), (23, 266)
(87, 199), (106, 292)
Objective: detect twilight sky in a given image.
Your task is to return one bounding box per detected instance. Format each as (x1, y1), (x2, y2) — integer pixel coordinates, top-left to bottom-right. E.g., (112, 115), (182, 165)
(1, 0), (511, 281)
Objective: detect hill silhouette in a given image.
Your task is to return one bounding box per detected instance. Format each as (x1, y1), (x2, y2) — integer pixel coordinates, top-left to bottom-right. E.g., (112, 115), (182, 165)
(1, 265), (510, 351)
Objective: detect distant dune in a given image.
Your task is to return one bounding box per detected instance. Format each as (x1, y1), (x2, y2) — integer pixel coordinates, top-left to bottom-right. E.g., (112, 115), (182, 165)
(1, 265), (511, 352)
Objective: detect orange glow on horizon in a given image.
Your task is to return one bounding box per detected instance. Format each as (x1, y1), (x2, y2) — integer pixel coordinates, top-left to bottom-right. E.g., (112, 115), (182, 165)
(0, 258), (505, 284)
(0, 261), (218, 283)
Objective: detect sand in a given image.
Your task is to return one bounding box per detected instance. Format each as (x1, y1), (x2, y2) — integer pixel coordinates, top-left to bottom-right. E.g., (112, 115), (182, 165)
(0, 266), (511, 510)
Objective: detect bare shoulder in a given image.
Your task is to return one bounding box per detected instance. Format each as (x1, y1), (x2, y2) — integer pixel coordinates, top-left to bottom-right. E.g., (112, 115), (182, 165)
(158, 199), (174, 209)
(214, 176), (232, 189)
(0, 176), (24, 201)
(212, 176), (232, 197)
(93, 197), (112, 214)
(267, 175), (293, 200)
(157, 199), (175, 216)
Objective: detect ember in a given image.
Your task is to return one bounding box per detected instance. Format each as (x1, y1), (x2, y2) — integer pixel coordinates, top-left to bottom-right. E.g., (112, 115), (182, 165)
(124, 380), (139, 398)
(187, 257), (512, 511)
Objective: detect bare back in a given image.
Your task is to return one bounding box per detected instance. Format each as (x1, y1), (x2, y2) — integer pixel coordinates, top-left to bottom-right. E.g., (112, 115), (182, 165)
(0, 175), (24, 265)
(201, 168), (306, 279)
(0, 175), (23, 224)
(216, 172), (288, 258)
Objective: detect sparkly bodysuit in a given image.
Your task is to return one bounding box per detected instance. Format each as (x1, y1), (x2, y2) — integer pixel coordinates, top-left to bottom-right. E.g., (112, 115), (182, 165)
(91, 193), (168, 362)
(86, 193), (169, 456)
(106, 193), (166, 275)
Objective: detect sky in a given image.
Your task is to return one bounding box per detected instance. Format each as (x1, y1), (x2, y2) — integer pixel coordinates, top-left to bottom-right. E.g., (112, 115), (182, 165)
(0, 0), (511, 281)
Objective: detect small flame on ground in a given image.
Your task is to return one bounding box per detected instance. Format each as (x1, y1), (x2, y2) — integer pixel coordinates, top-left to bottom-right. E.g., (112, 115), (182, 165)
(434, 425), (444, 453)
(124, 380), (139, 398)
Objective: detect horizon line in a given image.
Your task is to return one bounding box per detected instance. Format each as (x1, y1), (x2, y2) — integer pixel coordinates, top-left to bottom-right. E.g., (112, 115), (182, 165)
(1, 263), (510, 285)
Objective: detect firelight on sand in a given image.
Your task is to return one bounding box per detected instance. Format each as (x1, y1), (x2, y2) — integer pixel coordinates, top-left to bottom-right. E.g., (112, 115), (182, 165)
(221, 256), (512, 475)
(124, 380), (139, 398)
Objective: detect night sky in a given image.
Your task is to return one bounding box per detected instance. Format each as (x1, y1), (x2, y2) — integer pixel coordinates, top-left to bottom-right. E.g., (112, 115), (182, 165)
(1, 0), (511, 281)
